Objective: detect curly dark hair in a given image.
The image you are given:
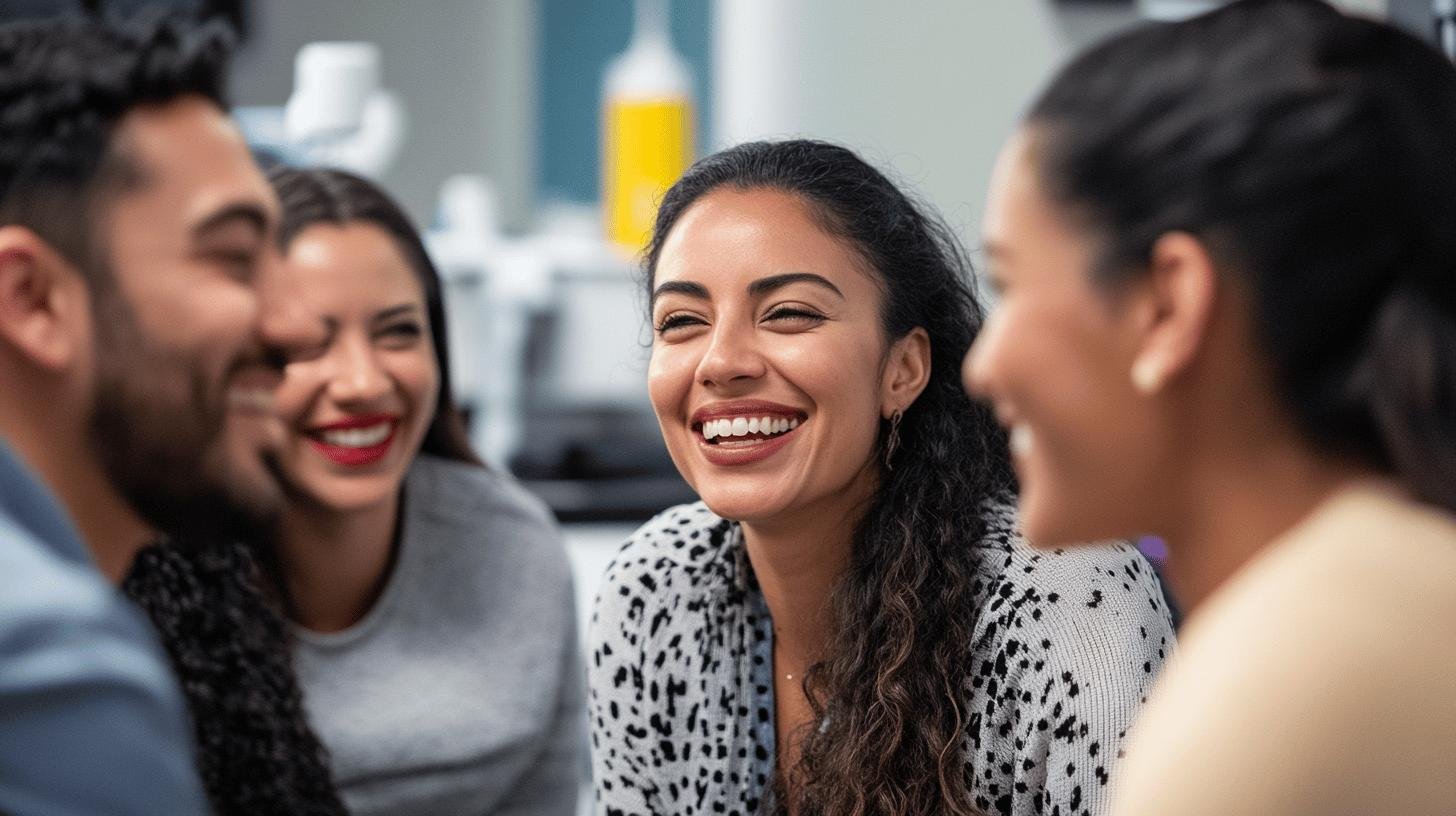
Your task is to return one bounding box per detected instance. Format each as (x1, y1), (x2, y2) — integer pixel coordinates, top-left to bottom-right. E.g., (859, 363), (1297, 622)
(123, 538), (348, 816)
(644, 139), (1015, 816)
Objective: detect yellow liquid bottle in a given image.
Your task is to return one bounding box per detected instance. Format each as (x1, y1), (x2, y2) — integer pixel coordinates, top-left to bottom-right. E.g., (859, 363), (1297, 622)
(602, 0), (694, 254)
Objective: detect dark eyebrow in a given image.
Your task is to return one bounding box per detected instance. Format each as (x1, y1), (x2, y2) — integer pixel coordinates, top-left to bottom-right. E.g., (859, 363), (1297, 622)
(373, 303), (422, 322)
(651, 280), (710, 305)
(191, 202), (269, 241)
(747, 272), (843, 299)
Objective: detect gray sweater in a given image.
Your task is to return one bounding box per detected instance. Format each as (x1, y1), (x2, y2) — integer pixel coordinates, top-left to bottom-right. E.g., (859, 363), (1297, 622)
(589, 500), (1175, 816)
(294, 454), (584, 816)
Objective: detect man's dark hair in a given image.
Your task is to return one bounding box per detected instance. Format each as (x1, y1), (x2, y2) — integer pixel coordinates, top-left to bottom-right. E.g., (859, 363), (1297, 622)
(0, 12), (231, 271)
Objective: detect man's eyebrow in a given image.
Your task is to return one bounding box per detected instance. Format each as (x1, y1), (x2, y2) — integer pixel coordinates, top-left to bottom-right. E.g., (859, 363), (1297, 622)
(190, 202), (269, 240)
(746, 272), (844, 299)
(651, 279), (710, 305)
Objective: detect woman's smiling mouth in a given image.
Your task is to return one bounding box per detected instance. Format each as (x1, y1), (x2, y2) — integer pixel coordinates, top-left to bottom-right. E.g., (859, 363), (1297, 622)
(699, 414), (800, 445)
(690, 401), (808, 464)
(305, 414), (401, 467)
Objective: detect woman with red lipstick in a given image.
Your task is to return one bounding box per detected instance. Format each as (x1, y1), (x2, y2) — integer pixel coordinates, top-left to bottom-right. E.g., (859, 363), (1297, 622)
(962, 3), (1456, 814)
(588, 139), (1176, 816)
(265, 167), (583, 816)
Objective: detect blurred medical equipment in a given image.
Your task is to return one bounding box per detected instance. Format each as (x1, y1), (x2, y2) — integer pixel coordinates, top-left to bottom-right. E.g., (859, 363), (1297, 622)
(602, 0), (694, 253)
(1437, 0), (1456, 58)
(237, 41), (406, 180)
(429, 182), (696, 521)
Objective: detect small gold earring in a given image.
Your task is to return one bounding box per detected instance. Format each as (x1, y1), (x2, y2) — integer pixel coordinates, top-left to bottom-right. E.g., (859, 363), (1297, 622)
(1131, 359), (1164, 395)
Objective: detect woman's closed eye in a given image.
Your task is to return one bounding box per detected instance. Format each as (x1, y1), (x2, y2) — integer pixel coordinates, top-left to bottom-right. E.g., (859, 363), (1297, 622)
(762, 305), (827, 327)
(656, 312), (707, 336)
(376, 321), (424, 347)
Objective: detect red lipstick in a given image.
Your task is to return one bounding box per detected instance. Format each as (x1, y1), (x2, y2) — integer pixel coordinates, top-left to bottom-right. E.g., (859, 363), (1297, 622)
(306, 414), (399, 468)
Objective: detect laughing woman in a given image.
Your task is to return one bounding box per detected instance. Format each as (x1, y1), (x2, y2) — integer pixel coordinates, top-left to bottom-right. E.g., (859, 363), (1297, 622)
(265, 167), (583, 816)
(588, 140), (1176, 816)
(963, 2), (1456, 813)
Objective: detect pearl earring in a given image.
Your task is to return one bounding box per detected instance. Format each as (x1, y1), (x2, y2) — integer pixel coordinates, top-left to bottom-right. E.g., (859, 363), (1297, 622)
(1131, 358), (1164, 395)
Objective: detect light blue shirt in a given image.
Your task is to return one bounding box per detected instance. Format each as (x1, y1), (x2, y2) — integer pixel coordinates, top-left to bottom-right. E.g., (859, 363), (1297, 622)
(0, 440), (208, 816)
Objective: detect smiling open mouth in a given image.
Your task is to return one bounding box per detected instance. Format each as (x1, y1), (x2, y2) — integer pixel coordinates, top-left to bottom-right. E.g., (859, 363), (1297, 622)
(306, 417), (400, 467)
(696, 415), (802, 445)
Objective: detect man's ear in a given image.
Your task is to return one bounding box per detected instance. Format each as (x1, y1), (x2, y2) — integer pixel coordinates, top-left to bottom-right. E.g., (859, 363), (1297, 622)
(1127, 231), (1219, 395)
(881, 326), (931, 416)
(0, 226), (90, 371)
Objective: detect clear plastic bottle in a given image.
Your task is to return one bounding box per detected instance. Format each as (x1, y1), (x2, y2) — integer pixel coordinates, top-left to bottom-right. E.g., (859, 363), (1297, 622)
(602, 0), (694, 253)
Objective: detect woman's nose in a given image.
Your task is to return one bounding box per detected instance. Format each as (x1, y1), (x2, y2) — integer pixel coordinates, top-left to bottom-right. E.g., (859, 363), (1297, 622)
(695, 323), (768, 388)
(327, 339), (391, 404)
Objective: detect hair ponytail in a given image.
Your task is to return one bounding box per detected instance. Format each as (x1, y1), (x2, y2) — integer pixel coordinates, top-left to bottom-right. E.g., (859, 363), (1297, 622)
(1352, 284), (1456, 511)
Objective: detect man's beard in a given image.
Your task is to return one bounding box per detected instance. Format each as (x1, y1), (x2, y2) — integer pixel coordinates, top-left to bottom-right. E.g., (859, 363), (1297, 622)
(87, 283), (283, 544)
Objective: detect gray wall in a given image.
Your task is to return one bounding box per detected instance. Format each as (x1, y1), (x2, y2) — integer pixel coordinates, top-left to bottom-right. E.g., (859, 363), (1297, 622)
(230, 0), (536, 231)
(712, 0), (1394, 253)
(712, 2), (1105, 249)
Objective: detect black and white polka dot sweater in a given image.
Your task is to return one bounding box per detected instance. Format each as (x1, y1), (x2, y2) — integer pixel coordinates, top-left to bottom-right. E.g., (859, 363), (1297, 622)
(588, 500), (1174, 816)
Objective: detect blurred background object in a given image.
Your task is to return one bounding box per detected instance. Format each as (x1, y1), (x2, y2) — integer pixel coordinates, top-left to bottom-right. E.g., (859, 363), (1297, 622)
(602, 0), (695, 252)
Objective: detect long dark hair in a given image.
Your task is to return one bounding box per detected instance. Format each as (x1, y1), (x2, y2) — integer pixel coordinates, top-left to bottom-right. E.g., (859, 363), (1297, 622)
(1026, 0), (1456, 512)
(122, 539), (348, 816)
(645, 139), (1014, 816)
(268, 165), (481, 467)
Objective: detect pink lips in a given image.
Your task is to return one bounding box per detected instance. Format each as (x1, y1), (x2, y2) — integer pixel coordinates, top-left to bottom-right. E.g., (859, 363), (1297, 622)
(691, 399), (806, 467)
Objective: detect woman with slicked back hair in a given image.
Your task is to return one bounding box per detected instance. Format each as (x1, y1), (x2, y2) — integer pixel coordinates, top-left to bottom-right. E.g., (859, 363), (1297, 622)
(263, 166), (584, 816)
(589, 138), (1175, 816)
(963, 1), (1456, 813)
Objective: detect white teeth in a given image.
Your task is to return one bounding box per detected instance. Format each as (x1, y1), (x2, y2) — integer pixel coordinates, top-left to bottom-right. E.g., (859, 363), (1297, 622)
(698, 414), (802, 441)
(321, 422), (392, 448)
(1009, 425), (1033, 455)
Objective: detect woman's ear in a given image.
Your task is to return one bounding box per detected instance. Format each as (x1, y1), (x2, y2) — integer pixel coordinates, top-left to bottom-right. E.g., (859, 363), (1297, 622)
(881, 326), (931, 416)
(1128, 232), (1218, 395)
(0, 226), (91, 372)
